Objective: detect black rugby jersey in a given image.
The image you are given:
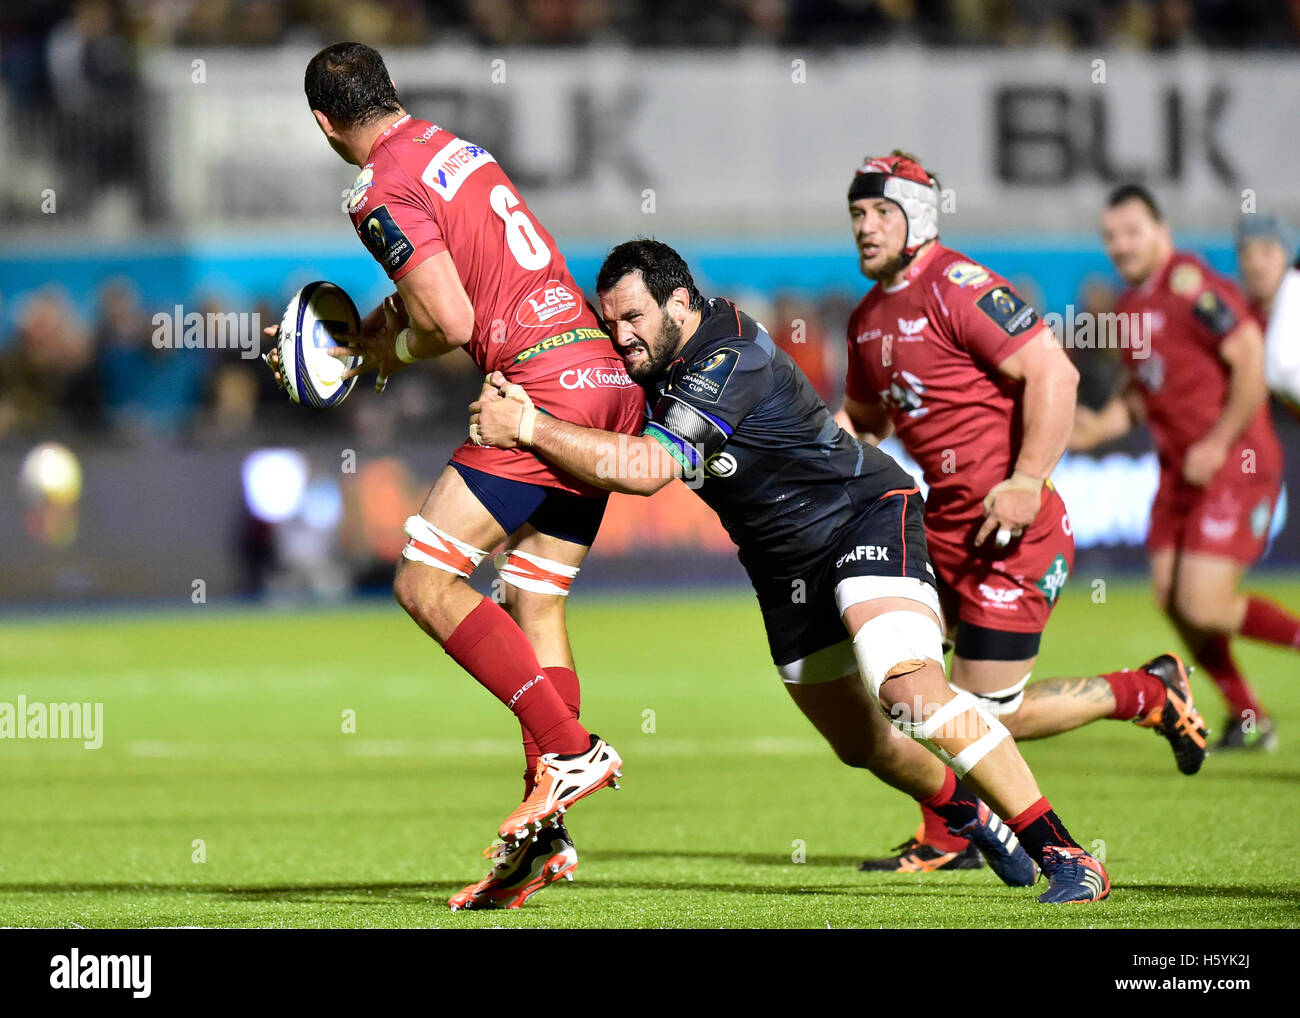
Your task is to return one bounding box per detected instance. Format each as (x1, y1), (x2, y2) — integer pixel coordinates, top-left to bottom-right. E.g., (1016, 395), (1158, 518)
(643, 297), (917, 576)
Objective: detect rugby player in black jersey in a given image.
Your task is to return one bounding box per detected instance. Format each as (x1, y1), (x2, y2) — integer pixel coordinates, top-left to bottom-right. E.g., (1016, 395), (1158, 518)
(471, 239), (1110, 903)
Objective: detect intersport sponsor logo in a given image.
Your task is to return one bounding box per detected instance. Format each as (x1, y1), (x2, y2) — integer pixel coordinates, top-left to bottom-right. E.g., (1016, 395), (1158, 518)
(560, 366), (635, 389)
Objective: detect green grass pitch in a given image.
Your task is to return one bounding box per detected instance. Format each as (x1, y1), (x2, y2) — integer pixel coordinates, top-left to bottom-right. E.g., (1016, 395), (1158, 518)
(1, 577), (1298, 929)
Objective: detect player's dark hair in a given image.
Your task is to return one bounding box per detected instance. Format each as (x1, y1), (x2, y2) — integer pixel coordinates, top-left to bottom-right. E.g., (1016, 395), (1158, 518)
(596, 239), (704, 311)
(1107, 183), (1162, 221)
(305, 42), (403, 128)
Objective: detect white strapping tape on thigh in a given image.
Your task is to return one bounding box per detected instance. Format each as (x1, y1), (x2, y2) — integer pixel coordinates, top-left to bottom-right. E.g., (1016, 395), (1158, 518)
(495, 548), (580, 596)
(835, 574), (942, 620)
(851, 609), (945, 699)
(401, 515), (489, 578)
(972, 670), (1032, 717)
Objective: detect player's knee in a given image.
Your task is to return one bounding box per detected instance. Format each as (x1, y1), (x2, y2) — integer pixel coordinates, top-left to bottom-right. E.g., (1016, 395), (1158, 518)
(873, 658), (942, 715)
(504, 587), (567, 635)
(1151, 580), (1173, 614)
(392, 559), (455, 621)
(851, 609), (946, 710)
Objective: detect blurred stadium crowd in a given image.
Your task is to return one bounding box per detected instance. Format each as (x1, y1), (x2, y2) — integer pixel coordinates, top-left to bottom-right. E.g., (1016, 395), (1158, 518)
(3, 0), (1297, 60)
(0, 274), (1138, 444)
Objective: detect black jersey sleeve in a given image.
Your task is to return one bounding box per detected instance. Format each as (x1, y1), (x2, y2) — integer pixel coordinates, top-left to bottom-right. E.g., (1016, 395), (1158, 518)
(643, 341), (771, 470)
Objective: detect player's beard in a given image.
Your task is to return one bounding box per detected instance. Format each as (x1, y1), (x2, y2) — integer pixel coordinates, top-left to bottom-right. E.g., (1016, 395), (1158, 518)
(628, 314), (683, 385)
(862, 249), (908, 282)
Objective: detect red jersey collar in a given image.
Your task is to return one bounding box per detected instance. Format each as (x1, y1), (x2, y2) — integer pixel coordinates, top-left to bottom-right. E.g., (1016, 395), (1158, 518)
(365, 113), (413, 162)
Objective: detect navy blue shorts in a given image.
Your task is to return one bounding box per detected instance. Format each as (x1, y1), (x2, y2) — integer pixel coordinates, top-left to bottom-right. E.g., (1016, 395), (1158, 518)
(451, 461), (609, 547)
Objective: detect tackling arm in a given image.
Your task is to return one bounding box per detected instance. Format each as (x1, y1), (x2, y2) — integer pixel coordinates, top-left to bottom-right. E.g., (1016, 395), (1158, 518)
(470, 379), (681, 496)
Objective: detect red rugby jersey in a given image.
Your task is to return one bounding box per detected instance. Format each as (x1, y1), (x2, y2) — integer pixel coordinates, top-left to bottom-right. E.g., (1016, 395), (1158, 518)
(345, 114), (608, 380)
(845, 243), (1047, 528)
(1115, 251), (1280, 476)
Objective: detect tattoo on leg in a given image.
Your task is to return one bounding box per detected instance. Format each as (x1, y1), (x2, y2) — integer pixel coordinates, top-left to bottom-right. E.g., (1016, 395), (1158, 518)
(1024, 676), (1114, 703)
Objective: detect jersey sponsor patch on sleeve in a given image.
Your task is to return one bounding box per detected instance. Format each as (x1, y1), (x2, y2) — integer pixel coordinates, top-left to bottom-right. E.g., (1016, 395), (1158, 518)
(975, 286), (1039, 336)
(344, 166), (375, 213)
(944, 261), (991, 288)
(676, 347), (739, 404)
(1169, 262), (1203, 296)
(359, 204), (416, 274)
(1193, 289), (1238, 337)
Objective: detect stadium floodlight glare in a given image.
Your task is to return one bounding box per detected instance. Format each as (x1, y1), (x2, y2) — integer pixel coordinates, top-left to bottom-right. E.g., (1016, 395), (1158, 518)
(241, 449), (309, 523)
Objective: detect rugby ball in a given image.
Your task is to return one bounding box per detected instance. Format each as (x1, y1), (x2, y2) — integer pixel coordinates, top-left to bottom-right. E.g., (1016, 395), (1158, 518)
(276, 281), (363, 407)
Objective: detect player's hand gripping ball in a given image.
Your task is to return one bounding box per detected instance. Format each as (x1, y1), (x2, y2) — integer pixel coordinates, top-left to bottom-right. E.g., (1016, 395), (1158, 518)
(262, 281), (363, 406)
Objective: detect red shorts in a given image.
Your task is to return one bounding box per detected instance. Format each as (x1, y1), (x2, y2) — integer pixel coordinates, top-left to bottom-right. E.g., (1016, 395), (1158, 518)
(926, 483), (1076, 635)
(1147, 464), (1281, 565)
(453, 345), (645, 498)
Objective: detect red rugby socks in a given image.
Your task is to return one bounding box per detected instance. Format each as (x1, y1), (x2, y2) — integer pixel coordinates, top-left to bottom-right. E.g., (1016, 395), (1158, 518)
(1240, 595), (1300, 651)
(522, 665), (582, 795)
(1103, 667), (1168, 721)
(1192, 634), (1263, 722)
(917, 768), (980, 852)
(443, 597), (590, 756)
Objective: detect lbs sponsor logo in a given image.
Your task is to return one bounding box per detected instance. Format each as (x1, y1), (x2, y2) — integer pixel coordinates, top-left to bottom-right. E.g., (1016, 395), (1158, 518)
(560, 365), (635, 390)
(517, 280), (582, 328)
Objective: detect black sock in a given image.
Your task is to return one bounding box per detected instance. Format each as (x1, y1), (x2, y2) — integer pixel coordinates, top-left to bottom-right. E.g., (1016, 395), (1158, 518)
(1005, 797), (1082, 861)
(920, 770), (981, 833)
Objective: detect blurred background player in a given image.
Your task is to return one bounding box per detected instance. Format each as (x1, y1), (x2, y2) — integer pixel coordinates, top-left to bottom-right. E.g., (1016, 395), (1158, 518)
(473, 239), (1114, 904)
(1074, 185), (1300, 751)
(267, 43), (641, 909)
(834, 154), (1204, 875)
(1236, 214), (1300, 414)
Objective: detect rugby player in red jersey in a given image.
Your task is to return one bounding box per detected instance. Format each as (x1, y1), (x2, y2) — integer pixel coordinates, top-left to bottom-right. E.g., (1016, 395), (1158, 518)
(833, 155), (1206, 874)
(1073, 185), (1300, 751)
(265, 44), (643, 910)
